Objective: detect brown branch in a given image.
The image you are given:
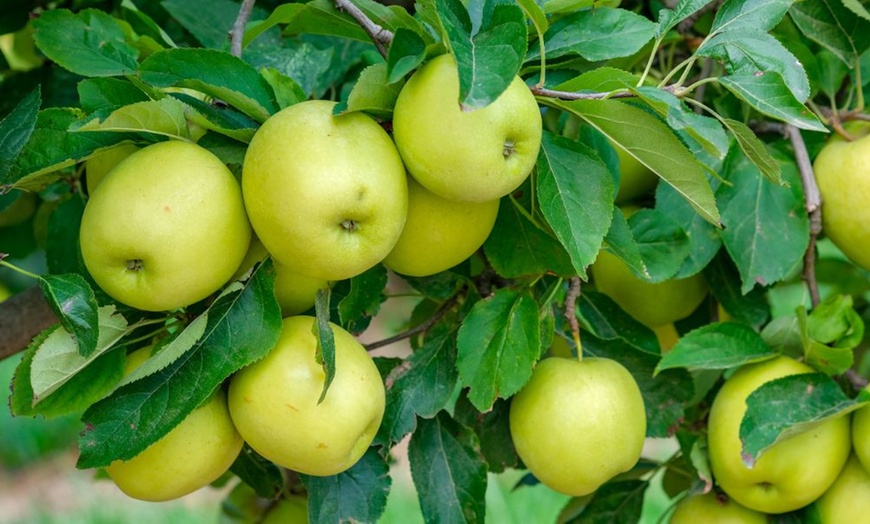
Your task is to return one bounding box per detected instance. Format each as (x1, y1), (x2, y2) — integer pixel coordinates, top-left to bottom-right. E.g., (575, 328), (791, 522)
(845, 369), (869, 391)
(0, 286), (58, 361)
(230, 0), (257, 58)
(564, 276), (582, 354)
(364, 296), (457, 351)
(334, 0), (392, 58)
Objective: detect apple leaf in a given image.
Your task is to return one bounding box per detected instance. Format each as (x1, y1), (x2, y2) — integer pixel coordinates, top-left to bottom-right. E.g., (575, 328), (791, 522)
(46, 196), (89, 278)
(244, 0), (367, 47)
(717, 147), (809, 294)
(301, 448), (392, 524)
(602, 208), (647, 279)
(797, 294), (863, 376)
(77, 78), (150, 113)
(386, 28), (428, 84)
(0, 87), (40, 184)
(161, 0), (256, 50)
(627, 209), (691, 283)
(537, 132), (614, 280)
(453, 393), (518, 473)
(563, 480), (647, 524)
(77, 261), (281, 469)
(655, 322), (778, 375)
(31, 9), (139, 77)
(739, 373), (869, 466)
(720, 118), (783, 186)
(718, 72), (825, 132)
(74, 97), (191, 141)
(703, 251), (771, 329)
(789, 0), (870, 65)
(655, 177), (723, 279)
(409, 411), (488, 524)
(456, 288), (541, 412)
(376, 328), (458, 446)
(708, 0), (794, 35)
(576, 291), (660, 356)
(36, 274), (98, 358)
(483, 196), (575, 279)
(259, 68), (307, 111)
(175, 93), (259, 143)
(656, 0), (716, 38)
(436, 0), (527, 110)
(526, 8), (655, 62)
(230, 446), (285, 500)
(313, 288), (337, 404)
(337, 264), (388, 332)
(137, 48), (278, 123)
(341, 63), (405, 120)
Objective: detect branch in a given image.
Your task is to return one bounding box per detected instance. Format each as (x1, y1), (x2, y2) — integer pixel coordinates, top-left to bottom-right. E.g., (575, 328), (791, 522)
(334, 0), (393, 58)
(364, 296), (457, 351)
(564, 276), (582, 356)
(230, 0), (257, 58)
(785, 124), (822, 308)
(0, 286), (57, 361)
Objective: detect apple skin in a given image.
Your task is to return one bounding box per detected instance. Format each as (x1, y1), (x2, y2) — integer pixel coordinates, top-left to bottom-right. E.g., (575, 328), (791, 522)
(274, 261), (328, 316)
(0, 191), (37, 228)
(813, 122), (870, 271)
(228, 316), (385, 476)
(392, 54), (542, 203)
(810, 453), (870, 523)
(80, 141), (251, 312)
(509, 357), (646, 496)
(383, 176), (499, 277)
(242, 100), (408, 282)
(854, 387), (870, 473)
(669, 491), (768, 524)
(614, 145), (658, 204)
(85, 143), (140, 194)
(105, 388), (243, 501)
(262, 495), (309, 524)
(707, 356), (851, 514)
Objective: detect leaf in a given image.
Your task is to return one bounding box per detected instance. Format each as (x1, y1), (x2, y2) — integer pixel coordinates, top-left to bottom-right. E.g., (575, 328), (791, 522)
(302, 448), (392, 524)
(602, 208), (646, 278)
(161, 0), (253, 50)
(230, 446), (285, 499)
(789, 0), (870, 65)
(344, 63), (405, 119)
(565, 480), (647, 524)
(627, 208), (691, 283)
(176, 94), (258, 143)
(77, 77), (150, 113)
(739, 373), (867, 465)
(75, 97), (191, 140)
(31, 9), (139, 77)
(527, 7), (655, 62)
(576, 291), (660, 356)
(137, 48), (278, 123)
(517, 0), (548, 34)
(37, 274), (99, 358)
(436, 0), (528, 109)
(456, 288), (541, 411)
(703, 251), (771, 329)
(843, 0), (870, 20)
(656, 0), (716, 38)
(709, 0), (794, 34)
(337, 264), (388, 329)
(45, 196), (88, 277)
(244, 0), (367, 47)
(386, 28), (427, 84)
(536, 132), (614, 279)
(409, 412), (488, 524)
(314, 288), (336, 404)
(654, 178), (723, 279)
(550, 98), (720, 226)
(0, 87), (40, 183)
(718, 72), (825, 132)
(720, 118), (783, 185)
(797, 294), (863, 375)
(77, 262), (281, 469)
(453, 394), (517, 472)
(717, 147), (809, 293)
(259, 68), (307, 111)
(655, 322), (778, 375)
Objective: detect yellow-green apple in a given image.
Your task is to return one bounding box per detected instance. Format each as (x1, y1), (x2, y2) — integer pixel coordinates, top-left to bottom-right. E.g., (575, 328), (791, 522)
(392, 53), (542, 203)
(0, 28), (43, 71)
(262, 495), (309, 524)
(0, 190), (36, 228)
(614, 144), (658, 204)
(79, 141), (251, 311)
(383, 176), (499, 276)
(707, 356), (851, 514)
(810, 453), (870, 523)
(669, 491), (768, 523)
(854, 387), (870, 472)
(85, 143), (140, 194)
(273, 261), (328, 317)
(509, 357), (646, 496)
(228, 315), (385, 476)
(242, 100), (408, 281)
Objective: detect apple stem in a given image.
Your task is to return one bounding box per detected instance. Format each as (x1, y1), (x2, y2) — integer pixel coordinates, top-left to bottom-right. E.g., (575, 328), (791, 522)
(0, 259), (40, 280)
(565, 276), (583, 361)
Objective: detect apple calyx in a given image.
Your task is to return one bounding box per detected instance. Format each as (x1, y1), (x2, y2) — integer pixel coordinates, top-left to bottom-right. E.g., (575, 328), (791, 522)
(503, 140), (517, 158)
(340, 219), (359, 232)
(126, 259), (144, 272)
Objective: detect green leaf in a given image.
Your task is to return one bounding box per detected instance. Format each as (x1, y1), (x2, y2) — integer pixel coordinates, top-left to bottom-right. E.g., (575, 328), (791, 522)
(38, 274), (99, 358)
(553, 66), (638, 93)
(161, 0), (251, 50)
(176, 94), (258, 143)
(436, 0), (528, 109)
(703, 251), (771, 329)
(843, 0), (870, 20)
(409, 412), (488, 523)
(720, 118), (783, 185)
(46, 196), (88, 277)
(527, 8), (655, 62)
(138, 48), (278, 123)
(789, 0), (870, 64)
(718, 72), (825, 132)
(576, 291), (660, 356)
(517, 0), (548, 34)
(0, 87), (40, 183)
(386, 28), (427, 84)
(302, 448), (391, 524)
(120, 0), (176, 49)
(798, 294), (863, 375)
(343, 63), (405, 119)
(565, 480), (647, 524)
(32, 9), (139, 77)
(550, 98), (720, 226)
(536, 132), (614, 279)
(337, 264), (387, 330)
(453, 394), (517, 472)
(740, 373), (867, 465)
(655, 322), (778, 375)
(230, 446), (285, 499)
(314, 288), (337, 404)
(717, 147), (808, 293)
(654, 178), (723, 279)
(77, 78), (149, 113)
(456, 288), (541, 411)
(258, 67), (306, 111)
(75, 97), (192, 140)
(243, 1), (367, 47)
(602, 208), (646, 278)
(709, 0), (794, 34)
(628, 208), (691, 283)
(656, 0), (716, 38)
(77, 262), (281, 469)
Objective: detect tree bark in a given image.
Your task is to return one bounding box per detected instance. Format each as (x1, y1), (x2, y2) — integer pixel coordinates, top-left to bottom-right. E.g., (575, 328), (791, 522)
(0, 286), (57, 361)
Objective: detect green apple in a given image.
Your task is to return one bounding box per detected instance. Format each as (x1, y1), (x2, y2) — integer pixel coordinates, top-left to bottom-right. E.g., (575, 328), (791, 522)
(228, 315), (385, 476)
(614, 144), (658, 204)
(854, 387), (870, 472)
(669, 491), (768, 523)
(80, 140), (251, 311)
(392, 53), (542, 203)
(262, 495), (309, 524)
(591, 249), (708, 328)
(707, 356), (851, 514)
(242, 100), (408, 281)
(0, 28), (43, 71)
(0, 191), (37, 228)
(383, 176), (499, 276)
(274, 261), (328, 317)
(85, 143), (140, 194)
(810, 453), (870, 523)
(813, 122), (870, 271)
(509, 357), (646, 496)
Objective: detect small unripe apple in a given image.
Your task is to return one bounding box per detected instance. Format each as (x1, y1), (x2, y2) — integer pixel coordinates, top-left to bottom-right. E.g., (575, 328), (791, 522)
(669, 491), (767, 523)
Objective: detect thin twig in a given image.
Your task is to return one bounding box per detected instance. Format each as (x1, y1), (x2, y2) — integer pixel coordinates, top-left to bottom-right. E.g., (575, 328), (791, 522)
(333, 0), (393, 58)
(530, 84), (682, 101)
(364, 296), (457, 351)
(564, 277), (582, 359)
(845, 369), (869, 390)
(230, 0), (257, 58)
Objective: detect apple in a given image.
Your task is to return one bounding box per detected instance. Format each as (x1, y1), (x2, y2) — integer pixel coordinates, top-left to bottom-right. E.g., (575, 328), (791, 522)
(813, 122), (870, 271)
(242, 100), (408, 282)
(509, 357), (646, 496)
(853, 387), (870, 473)
(614, 144), (658, 204)
(228, 315), (385, 476)
(0, 28), (43, 71)
(669, 491), (768, 523)
(262, 495), (309, 524)
(392, 53), (542, 203)
(274, 261), (328, 316)
(0, 191), (37, 228)
(654, 323), (679, 352)
(79, 141), (251, 312)
(810, 453), (870, 523)
(84, 143), (140, 194)
(591, 249), (708, 328)
(383, 176), (499, 276)
(707, 356), (851, 514)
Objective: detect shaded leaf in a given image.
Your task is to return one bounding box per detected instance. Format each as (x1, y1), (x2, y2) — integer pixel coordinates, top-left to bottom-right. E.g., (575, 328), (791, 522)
(790, 0), (870, 64)
(77, 77), (149, 113)
(565, 480), (647, 524)
(656, 0), (716, 38)
(230, 446), (285, 499)
(0, 87), (40, 183)
(38, 273), (99, 358)
(302, 448), (391, 524)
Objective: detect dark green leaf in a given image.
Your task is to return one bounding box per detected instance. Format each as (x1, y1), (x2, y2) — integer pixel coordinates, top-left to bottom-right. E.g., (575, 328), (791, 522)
(409, 412), (487, 524)
(628, 209), (690, 283)
(453, 394), (518, 472)
(45, 195), (88, 278)
(244, 0), (367, 46)
(790, 0), (870, 64)
(386, 28), (427, 84)
(709, 0), (794, 34)
(720, 118), (783, 185)
(302, 447), (391, 524)
(576, 291), (660, 356)
(38, 274), (99, 358)
(230, 445), (285, 499)
(161, 0), (252, 49)
(314, 288), (337, 404)
(656, 322), (778, 374)
(565, 480), (647, 524)
(0, 87), (39, 183)
(719, 72), (824, 131)
(77, 78), (149, 113)
(602, 208), (646, 278)
(177, 94), (258, 143)
(703, 250), (771, 328)
(337, 265), (387, 329)
(528, 8), (654, 62)
(655, 177), (723, 279)
(656, 0), (716, 38)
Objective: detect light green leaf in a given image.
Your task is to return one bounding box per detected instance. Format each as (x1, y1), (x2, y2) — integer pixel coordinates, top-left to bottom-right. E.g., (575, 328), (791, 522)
(843, 0), (870, 21)
(386, 28), (428, 84)
(718, 72), (826, 132)
(709, 0), (794, 35)
(344, 63), (405, 119)
(720, 118), (783, 185)
(655, 322), (778, 375)
(656, 0), (716, 38)
(75, 97), (191, 140)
